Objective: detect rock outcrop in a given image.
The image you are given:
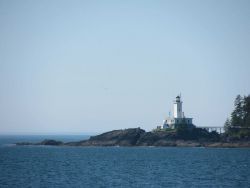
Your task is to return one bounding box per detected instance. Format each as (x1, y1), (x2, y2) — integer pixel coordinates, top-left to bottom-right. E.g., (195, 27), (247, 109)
(16, 139), (63, 146)
(16, 128), (250, 148)
(66, 128), (145, 146)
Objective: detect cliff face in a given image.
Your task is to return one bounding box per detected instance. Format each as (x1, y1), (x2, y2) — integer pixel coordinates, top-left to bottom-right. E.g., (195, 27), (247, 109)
(67, 128), (146, 146)
(60, 129), (191, 147)
(65, 128), (220, 147)
(136, 131), (177, 146)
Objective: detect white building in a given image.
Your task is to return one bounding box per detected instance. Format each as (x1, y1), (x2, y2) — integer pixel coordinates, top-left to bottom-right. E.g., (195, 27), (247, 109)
(161, 95), (193, 129)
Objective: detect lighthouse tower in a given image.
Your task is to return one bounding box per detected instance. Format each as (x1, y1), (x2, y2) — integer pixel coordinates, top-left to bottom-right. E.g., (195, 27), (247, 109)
(160, 95), (193, 129)
(173, 96), (183, 118)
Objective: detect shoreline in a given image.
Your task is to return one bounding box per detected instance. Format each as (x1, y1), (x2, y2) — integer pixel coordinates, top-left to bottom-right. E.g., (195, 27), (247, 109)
(15, 128), (250, 148)
(15, 140), (250, 148)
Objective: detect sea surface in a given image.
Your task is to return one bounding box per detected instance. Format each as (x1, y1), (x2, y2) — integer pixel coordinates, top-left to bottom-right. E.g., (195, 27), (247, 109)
(0, 136), (250, 188)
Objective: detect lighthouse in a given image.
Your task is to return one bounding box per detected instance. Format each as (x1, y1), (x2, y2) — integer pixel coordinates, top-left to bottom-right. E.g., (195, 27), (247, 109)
(173, 96), (183, 118)
(160, 95), (194, 129)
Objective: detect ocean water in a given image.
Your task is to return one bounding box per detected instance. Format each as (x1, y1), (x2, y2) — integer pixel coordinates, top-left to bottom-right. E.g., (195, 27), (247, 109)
(0, 136), (250, 188)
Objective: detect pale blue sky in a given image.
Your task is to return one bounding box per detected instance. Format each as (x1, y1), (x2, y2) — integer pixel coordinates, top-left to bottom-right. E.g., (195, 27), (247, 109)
(0, 0), (250, 134)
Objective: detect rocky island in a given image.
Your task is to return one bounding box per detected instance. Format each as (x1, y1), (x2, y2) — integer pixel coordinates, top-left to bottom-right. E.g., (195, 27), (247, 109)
(16, 127), (250, 148)
(16, 94), (250, 148)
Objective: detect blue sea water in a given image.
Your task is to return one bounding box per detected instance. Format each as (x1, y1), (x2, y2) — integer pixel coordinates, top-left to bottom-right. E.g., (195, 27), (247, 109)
(0, 136), (250, 188)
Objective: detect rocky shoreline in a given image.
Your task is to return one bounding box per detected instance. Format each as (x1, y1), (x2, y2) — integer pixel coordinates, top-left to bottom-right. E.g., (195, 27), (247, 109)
(16, 128), (250, 148)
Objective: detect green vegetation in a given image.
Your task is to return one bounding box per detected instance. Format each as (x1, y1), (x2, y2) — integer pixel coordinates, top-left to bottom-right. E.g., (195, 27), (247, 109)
(224, 94), (250, 139)
(152, 127), (175, 133)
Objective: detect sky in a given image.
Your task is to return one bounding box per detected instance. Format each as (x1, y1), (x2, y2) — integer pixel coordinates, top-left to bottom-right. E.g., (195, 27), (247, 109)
(0, 0), (250, 134)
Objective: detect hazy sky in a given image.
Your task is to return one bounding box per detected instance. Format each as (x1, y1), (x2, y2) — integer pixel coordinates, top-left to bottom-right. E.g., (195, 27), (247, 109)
(0, 0), (250, 134)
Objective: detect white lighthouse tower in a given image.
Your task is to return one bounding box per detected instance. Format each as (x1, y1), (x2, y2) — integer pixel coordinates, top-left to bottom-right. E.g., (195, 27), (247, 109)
(160, 95), (193, 129)
(173, 96), (183, 118)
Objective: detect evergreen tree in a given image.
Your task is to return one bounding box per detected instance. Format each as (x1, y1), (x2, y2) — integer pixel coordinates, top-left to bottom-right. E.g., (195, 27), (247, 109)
(230, 95), (243, 127)
(224, 118), (231, 132)
(225, 94), (250, 139)
(243, 95), (250, 127)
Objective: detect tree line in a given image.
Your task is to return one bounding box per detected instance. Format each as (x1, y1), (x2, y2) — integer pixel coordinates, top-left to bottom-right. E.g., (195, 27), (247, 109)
(224, 94), (250, 139)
